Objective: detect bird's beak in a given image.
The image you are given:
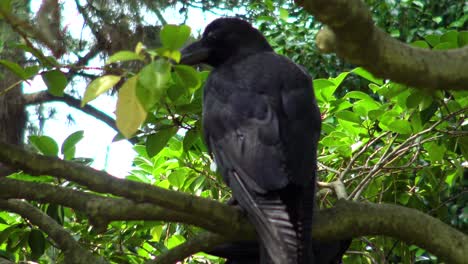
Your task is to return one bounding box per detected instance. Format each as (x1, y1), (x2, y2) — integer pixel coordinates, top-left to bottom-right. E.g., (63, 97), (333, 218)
(180, 40), (211, 65)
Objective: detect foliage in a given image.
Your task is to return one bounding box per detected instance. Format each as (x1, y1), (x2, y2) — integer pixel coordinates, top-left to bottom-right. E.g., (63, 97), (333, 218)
(0, 1), (466, 264)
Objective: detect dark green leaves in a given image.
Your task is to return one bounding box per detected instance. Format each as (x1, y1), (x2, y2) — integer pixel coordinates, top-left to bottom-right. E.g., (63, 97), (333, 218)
(28, 229), (45, 260)
(41, 70), (68, 96)
(146, 127), (178, 157)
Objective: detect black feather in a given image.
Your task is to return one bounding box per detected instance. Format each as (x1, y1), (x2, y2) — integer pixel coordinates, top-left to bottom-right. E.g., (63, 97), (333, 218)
(181, 17), (321, 264)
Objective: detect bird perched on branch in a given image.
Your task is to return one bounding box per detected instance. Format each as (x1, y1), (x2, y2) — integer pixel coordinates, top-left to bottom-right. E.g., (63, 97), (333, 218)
(181, 17), (321, 264)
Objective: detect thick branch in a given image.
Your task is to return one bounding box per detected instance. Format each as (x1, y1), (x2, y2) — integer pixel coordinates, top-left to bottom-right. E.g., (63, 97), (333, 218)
(23, 91), (117, 132)
(0, 142), (466, 263)
(299, 0), (468, 91)
(0, 199), (107, 264)
(0, 178), (219, 233)
(0, 141), (251, 238)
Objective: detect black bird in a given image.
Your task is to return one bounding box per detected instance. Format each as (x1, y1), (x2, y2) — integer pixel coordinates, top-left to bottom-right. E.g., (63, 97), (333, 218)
(181, 18), (321, 264)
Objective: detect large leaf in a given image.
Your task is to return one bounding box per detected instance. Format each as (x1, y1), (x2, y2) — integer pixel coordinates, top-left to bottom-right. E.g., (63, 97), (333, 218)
(82, 75), (121, 106)
(42, 70), (68, 96)
(160, 25), (191, 51)
(116, 76), (147, 138)
(29, 135), (59, 156)
(146, 127), (178, 157)
(137, 59), (172, 110)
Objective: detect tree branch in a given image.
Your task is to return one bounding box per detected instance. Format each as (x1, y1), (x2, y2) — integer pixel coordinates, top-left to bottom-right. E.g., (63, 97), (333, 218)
(23, 91), (117, 131)
(0, 178), (219, 233)
(298, 0), (468, 91)
(0, 141), (251, 238)
(0, 142), (466, 263)
(0, 199), (107, 264)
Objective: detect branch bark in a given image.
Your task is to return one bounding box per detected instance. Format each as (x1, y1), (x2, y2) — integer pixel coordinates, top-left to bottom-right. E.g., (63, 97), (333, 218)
(0, 141), (466, 263)
(0, 199), (107, 264)
(298, 0), (468, 91)
(0, 141), (250, 238)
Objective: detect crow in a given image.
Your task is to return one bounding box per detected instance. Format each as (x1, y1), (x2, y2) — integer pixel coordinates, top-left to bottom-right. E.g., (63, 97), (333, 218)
(181, 17), (321, 264)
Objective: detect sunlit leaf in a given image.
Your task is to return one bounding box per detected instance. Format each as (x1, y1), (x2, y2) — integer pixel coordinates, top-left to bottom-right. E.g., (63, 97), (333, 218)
(160, 25), (191, 50)
(116, 76), (147, 138)
(29, 135), (59, 156)
(82, 75), (121, 106)
(106, 51), (144, 64)
(352, 67), (383, 85)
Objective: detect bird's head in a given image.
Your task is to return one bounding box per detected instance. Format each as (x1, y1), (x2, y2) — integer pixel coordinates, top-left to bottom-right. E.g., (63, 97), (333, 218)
(180, 17), (272, 67)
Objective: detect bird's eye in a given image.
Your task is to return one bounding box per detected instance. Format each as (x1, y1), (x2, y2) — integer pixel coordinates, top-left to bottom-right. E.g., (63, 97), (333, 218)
(206, 31), (218, 41)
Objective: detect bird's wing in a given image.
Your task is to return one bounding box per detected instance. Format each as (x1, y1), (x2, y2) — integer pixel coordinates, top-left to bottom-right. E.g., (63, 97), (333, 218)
(203, 67), (303, 264)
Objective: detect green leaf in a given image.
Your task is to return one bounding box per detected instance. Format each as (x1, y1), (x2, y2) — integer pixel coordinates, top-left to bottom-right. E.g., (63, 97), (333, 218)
(24, 66), (40, 79)
(106, 50), (144, 64)
(352, 67), (383, 85)
(406, 90), (423, 109)
(0, 59), (27, 79)
(116, 76), (148, 138)
(156, 47), (181, 62)
(82, 75), (121, 106)
(440, 30), (458, 45)
(344, 91), (375, 101)
(411, 40), (429, 48)
(388, 120), (412, 134)
(279, 8), (289, 21)
(173, 65), (201, 91)
(151, 225), (164, 241)
(313, 79), (337, 102)
(183, 128), (199, 151)
(137, 59), (172, 110)
(330, 72), (350, 87)
(168, 170), (187, 188)
(46, 204), (64, 225)
(28, 229), (45, 260)
(160, 25), (191, 51)
(29, 135), (59, 156)
(424, 34), (440, 47)
(335, 110), (360, 123)
(449, 14), (468, 28)
(433, 42), (458, 50)
(146, 127), (178, 157)
(458, 31), (468, 47)
(166, 234), (185, 249)
(424, 142), (446, 163)
(61, 131), (84, 160)
(42, 70), (68, 96)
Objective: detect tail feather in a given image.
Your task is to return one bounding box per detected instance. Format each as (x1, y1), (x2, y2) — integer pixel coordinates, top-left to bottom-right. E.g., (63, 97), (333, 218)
(230, 171), (298, 264)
